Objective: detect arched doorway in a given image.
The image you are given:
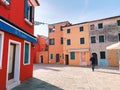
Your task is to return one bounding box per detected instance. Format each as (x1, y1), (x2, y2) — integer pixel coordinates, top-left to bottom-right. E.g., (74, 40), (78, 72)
(92, 53), (98, 65)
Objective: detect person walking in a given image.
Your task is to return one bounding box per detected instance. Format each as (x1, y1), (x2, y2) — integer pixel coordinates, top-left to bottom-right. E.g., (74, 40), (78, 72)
(90, 54), (96, 72)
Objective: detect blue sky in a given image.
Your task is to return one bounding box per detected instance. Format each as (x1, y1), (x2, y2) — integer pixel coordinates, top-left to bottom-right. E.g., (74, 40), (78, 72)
(34, 0), (120, 36)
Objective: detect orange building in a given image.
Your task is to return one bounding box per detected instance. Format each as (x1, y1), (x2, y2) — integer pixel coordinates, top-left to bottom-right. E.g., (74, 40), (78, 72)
(63, 23), (91, 66)
(48, 21), (71, 64)
(34, 35), (48, 64)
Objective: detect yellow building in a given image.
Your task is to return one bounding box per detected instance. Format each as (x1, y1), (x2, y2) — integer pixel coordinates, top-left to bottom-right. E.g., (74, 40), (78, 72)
(62, 23), (90, 66)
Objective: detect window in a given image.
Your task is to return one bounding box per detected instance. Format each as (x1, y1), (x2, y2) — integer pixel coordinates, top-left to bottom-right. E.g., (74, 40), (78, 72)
(62, 53), (64, 59)
(67, 39), (71, 45)
(49, 38), (55, 45)
(0, 32), (4, 69)
(61, 37), (63, 44)
(117, 20), (120, 26)
(91, 36), (96, 43)
(24, 0), (34, 23)
(70, 52), (75, 60)
(3, 0), (10, 4)
(119, 33), (120, 41)
(100, 51), (106, 59)
(60, 26), (63, 31)
(80, 26), (84, 32)
(49, 28), (54, 33)
(24, 41), (30, 65)
(90, 24), (95, 30)
(98, 23), (103, 29)
(80, 38), (85, 44)
(67, 29), (70, 33)
(50, 54), (54, 59)
(99, 35), (104, 43)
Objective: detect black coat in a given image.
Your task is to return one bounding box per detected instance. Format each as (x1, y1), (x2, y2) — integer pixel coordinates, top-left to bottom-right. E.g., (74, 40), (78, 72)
(90, 57), (96, 65)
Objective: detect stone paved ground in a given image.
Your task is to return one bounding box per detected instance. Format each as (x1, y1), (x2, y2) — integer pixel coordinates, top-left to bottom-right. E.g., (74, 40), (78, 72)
(13, 64), (120, 90)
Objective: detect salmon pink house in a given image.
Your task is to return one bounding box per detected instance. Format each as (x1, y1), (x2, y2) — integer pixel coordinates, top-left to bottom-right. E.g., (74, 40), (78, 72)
(0, 0), (39, 90)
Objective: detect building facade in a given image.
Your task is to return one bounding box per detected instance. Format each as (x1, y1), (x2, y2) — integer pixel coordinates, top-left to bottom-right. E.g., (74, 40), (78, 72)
(48, 21), (71, 64)
(63, 23), (90, 66)
(34, 35), (49, 64)
(89, 16), (120, 66)
(0, 0), (39, 90)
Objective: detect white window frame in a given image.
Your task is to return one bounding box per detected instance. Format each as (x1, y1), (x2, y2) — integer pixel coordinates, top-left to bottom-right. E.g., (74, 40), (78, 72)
(2, 0), (10, 5)
(0, 31), (4, 69)
(23, 41), (31, 65)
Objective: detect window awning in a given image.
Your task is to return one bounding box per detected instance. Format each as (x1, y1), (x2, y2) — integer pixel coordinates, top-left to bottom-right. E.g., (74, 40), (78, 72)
(0, 16), (37, 43)
(107, 42), (120, 49)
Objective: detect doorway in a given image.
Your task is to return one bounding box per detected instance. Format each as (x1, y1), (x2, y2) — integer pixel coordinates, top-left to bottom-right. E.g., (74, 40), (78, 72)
(8, 43), (16, 80)
(65, 55), (69, 65)
(40, 55), (43, 63)
(56, 54), (60, 62)
(80, 52), (87, 66)
(6, 40), (21, 90)
(92, 53), (98, 65)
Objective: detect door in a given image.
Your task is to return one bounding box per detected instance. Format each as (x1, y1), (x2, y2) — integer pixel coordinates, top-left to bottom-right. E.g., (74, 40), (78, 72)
(65, 55), (69, 65)
(56, 54), (60, 62)
(40, 56), (43, 63)
(80, 52), (87, 65)
(8, 44), (16, 80)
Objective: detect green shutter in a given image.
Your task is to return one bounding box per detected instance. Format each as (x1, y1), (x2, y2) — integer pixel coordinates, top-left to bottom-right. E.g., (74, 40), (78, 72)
(70, 52), (75, 60)
(24, 0), (29, 19)
(50, 54), (53, 59)
(24, 43), (29, 64)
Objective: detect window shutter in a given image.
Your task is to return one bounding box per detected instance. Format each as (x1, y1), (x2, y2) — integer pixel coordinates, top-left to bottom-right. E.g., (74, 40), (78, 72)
(6, 0), (10, 3)
(70, 52), (75, 60)
(24, 0), (28, 19)
(24, 43), (29, 63)
(30, 6), (33, 23)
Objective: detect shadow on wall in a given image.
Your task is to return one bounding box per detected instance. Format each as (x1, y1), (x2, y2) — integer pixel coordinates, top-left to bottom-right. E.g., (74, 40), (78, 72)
(12, 77), (63, 90)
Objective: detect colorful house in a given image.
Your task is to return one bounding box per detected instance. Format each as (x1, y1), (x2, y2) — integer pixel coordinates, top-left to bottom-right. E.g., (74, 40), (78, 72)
(48, 21), (71, 64)
(0, 0), (39, 90)
(62, 23), (91, 66)
(34, 35), (49, 64)
(88, 16), (120, 66)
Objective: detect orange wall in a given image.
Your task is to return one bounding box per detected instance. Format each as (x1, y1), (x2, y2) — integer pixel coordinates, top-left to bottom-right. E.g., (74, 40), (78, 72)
(48, 22), (70, 64)
(63, 23), (90, 66)
(34, 36), (48, 63)
(36, 51), (49, 64)
(107, 49), (119, 66)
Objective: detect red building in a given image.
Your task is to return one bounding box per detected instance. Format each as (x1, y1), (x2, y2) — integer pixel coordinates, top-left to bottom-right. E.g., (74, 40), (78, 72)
(34, 35), (48, 63)
(0, 0), (39, 90)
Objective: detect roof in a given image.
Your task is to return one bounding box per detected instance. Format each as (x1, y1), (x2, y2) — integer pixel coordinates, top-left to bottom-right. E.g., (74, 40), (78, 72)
(63, 15), (120, 28)
(48, 21), (71, 26)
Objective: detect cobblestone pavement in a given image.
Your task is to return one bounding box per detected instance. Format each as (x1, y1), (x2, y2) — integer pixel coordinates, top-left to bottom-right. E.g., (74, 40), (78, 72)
(13, 64), (120, 90)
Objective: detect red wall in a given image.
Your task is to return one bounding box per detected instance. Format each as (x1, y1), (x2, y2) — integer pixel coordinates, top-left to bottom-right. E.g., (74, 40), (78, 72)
(34, 36), (48, 63)
(0, 0), (36, 89)
(0, 0), (34, 34)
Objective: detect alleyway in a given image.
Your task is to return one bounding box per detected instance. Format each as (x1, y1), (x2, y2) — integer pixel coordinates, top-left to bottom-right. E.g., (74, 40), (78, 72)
(12, 64), (120, 90)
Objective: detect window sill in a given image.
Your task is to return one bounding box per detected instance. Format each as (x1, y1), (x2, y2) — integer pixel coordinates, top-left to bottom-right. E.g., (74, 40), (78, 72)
(24, 18), (33, 26)
(24, 63), (30, 65)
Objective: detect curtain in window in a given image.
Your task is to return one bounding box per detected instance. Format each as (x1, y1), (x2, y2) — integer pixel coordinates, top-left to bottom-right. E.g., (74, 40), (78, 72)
(24, 0), (29, 19)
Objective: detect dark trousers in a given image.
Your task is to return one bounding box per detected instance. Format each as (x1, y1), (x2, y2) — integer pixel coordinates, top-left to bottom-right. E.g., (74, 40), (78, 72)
(91, 64), (95, 71)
